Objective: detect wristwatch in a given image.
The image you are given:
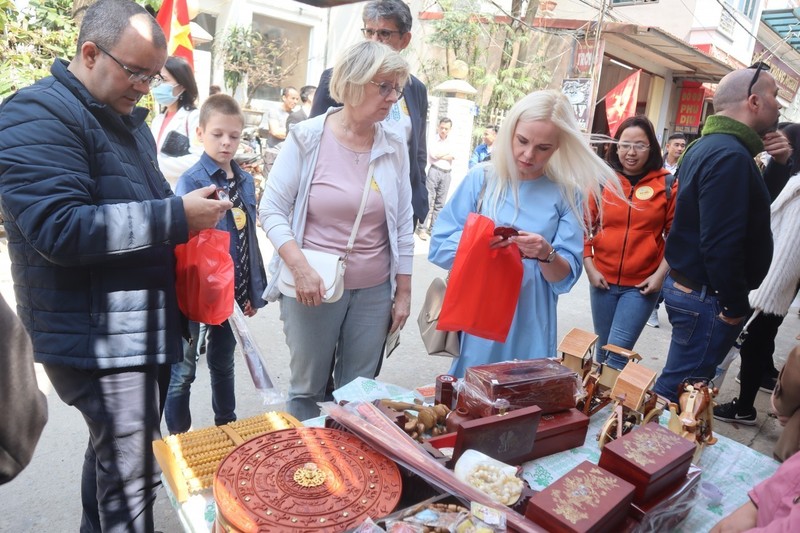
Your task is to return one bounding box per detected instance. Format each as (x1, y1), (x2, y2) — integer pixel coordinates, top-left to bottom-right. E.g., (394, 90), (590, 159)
(538, 247), (557, 263)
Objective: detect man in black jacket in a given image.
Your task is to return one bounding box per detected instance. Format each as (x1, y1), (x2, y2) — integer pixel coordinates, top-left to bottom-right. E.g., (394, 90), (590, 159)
(653, 65), (783, 402)
(310, 0), (429, 225)
(0, 1), (229, 530)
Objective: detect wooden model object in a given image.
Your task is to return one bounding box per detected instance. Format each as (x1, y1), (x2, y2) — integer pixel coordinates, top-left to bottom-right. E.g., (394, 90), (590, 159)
(667, 378), (719, 462)
(597, 360), (664, 448)
(579, 344), (642, 417)
(557, 328), (599, 378)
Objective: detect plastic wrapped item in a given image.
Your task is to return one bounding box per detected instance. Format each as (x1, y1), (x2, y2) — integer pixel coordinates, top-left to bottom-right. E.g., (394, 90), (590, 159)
(227, 304), (284, 406)
(320, 401), (545, 533)
(352, 517), (388, 532)
(453, 450), (524, 506)
(384, 520), (425, 532)
(631, 466), (702, 533)
(457, 359), (584, 417)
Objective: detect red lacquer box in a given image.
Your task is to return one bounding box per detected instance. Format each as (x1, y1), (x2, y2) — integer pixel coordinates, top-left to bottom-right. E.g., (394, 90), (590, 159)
(460, 360), (582, 417)
(529, 408), (590, 460)
(450, 404), (542, 465)
(598, 422), (695, 505)
(525, 461), (635, 533)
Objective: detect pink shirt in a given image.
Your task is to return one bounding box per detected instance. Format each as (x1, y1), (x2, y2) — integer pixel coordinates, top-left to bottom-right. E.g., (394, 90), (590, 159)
(302, 124), (390, 289)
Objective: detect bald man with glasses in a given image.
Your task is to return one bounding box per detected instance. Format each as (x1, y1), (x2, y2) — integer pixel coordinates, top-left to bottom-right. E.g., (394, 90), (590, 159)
(0, 0), (229, 529)
(653, 65), (788, 403)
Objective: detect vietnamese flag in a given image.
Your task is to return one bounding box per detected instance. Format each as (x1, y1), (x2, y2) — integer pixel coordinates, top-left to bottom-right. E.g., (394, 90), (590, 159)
(156, 0), (194, 69)
(605, 70), (641, 137)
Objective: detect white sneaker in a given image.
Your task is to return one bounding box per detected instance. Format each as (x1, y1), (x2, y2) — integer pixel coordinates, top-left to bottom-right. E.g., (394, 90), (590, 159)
(646, 309), (659, 328)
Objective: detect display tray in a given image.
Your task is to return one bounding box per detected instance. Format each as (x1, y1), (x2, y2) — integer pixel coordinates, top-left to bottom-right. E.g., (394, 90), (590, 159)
(213, 427), (402, 532)
(598, 422), (695, 504)
(525, 461), (635, 533)
(529, 408), (590, 461)
(460, 359), (581, 417)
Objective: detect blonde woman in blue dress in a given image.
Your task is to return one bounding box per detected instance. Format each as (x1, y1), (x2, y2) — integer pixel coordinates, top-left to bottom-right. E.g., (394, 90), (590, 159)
(429, 90), (620, 378)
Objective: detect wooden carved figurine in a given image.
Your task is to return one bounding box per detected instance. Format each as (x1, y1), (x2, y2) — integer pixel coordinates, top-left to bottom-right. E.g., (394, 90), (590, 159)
(557, 328), (599, 378)
(581, 344), (641, 417)
(667, 379), (719, 461)
(597, 360), (664, 448)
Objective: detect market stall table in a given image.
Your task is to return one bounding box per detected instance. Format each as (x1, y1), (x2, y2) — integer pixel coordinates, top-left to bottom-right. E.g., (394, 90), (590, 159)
(163, 383), (779, 532)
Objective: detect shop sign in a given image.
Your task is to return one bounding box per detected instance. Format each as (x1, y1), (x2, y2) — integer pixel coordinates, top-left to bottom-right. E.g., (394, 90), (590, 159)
(675, 88), (704, 133)
(562, 78), (593, 131)
(752, 42), (800, 102)
(572, 42), (594, 77)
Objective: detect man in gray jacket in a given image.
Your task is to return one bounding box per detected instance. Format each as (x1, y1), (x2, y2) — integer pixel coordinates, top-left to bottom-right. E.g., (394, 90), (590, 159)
(0, 1), (229, 530)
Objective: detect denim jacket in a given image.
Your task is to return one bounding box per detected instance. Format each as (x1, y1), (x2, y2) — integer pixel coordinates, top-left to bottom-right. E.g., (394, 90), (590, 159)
(176, 153), (267, 308)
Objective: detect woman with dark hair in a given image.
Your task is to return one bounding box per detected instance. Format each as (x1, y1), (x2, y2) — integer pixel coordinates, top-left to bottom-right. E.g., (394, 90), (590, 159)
(584, 115), (676, 369)
(149, 56), (201, 188)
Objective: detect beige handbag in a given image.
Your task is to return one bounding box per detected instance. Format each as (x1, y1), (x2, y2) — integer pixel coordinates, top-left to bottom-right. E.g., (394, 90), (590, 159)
(417, 277), (460, 357)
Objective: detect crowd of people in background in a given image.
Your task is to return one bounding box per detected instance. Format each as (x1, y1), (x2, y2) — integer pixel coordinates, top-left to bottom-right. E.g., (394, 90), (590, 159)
(3, 0), (800, 531)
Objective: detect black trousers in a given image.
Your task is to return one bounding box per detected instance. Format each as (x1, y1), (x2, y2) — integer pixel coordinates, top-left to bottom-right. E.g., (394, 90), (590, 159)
(737, 312), (785, 411)
(44, 363), (171, 533)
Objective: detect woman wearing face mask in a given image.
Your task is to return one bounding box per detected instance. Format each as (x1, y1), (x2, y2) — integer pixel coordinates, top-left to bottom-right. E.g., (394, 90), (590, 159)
(149, 56), (201, 189)
(584, 116), (676, 369)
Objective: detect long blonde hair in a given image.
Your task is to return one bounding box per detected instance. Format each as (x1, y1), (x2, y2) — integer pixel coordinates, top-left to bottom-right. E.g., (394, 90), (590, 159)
(487, 90), (620, 228)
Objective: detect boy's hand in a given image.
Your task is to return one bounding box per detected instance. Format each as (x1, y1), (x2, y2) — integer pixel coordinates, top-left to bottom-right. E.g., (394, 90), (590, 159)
(183, 185), (232, 232)
(242, 300), (257, 317)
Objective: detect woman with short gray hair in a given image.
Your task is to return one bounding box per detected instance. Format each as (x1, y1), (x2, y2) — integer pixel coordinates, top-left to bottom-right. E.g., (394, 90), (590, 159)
(260, 40), (414, 420)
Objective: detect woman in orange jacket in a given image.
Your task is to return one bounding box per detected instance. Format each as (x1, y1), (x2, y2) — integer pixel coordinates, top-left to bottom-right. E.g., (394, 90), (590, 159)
(584, 116), (676, 369)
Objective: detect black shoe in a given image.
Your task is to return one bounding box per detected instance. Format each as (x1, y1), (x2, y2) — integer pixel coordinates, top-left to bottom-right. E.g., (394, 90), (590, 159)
(713, 398), (757, 426)
(759, 375), (777, 394)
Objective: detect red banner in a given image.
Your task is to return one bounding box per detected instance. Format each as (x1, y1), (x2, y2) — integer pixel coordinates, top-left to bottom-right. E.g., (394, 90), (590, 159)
(675, 88), (704, 131)
(605, 70), (641, 137)
(156, 0), (194, 69)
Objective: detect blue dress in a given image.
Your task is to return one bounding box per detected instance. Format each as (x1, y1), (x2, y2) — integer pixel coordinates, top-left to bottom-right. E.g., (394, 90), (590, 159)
(429, 165), (584, 378)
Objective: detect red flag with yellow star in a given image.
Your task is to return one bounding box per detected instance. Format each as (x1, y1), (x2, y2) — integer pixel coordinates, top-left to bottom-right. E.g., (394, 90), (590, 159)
(605, 70), (641, 137)
(156, 0), (194, 69)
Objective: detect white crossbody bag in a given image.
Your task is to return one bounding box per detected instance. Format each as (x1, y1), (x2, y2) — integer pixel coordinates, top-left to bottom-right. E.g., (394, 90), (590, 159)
(278, 162), (375, 303)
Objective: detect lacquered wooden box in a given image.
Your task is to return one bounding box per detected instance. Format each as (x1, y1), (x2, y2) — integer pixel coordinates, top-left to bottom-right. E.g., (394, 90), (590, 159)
(529, 408), (590, 460)
(525, 461), (635, 533)
(460, 359), (581, 417)
(450, 404), (542, 466)
(598, 423), (695, 505)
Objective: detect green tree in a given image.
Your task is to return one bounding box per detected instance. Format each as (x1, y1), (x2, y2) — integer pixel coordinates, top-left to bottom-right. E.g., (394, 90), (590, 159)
(1, 0), (79, 99)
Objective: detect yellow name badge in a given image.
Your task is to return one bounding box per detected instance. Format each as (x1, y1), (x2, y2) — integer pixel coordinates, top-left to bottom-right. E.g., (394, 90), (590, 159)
(232, 207), (247, 230)
(401, 99), (409, 116)
(370, 178), (381, 192)
(635, 186), (654, 200)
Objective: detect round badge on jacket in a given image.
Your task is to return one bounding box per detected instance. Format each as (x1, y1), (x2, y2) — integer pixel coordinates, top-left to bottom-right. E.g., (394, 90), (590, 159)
(635, 186), (654, 200)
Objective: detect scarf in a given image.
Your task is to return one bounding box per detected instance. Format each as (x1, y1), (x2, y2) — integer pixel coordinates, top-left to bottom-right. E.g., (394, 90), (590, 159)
(679, 115), (765, 164)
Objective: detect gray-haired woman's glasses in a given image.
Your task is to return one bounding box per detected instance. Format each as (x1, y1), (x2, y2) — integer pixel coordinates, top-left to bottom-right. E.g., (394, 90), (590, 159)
(369, 80), (404, 99)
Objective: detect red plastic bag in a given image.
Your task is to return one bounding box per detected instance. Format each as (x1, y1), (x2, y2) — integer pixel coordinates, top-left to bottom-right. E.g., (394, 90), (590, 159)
(175, 229), (235, 325)
(438, 213), (523, 342)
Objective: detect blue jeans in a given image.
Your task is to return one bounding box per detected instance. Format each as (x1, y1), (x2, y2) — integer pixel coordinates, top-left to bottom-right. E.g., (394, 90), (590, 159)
(280, 281), (393, 421)
(43, 363), (170, 533)
(653, 274), (743, 402)
(590, 284), (660, 369)
(165, 320), (237, 433)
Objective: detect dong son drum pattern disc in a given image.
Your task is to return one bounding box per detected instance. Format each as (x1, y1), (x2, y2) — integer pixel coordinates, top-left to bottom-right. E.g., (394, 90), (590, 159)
(214, 427), (402, 532)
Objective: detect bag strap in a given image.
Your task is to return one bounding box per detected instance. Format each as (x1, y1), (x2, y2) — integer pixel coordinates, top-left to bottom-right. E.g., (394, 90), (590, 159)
(476, 166), (489, 213)
(344, 161), (375, 262)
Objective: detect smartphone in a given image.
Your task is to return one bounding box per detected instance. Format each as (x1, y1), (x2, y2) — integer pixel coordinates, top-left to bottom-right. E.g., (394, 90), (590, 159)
(214, 187), (230, 202)
(493, 226), (519, 240)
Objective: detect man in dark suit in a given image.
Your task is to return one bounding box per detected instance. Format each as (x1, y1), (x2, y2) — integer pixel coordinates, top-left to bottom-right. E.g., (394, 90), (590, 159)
(310, 0), (429, 225)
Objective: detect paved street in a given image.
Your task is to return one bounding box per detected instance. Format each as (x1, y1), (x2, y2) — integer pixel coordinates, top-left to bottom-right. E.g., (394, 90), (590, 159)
(1, 233), (797, 531)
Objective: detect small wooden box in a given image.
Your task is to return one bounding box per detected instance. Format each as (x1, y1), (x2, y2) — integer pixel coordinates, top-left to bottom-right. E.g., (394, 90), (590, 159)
(598, 423), (695, 505)
(461, 359), (581, 417)
(629, 465), (701, 526)
(529, 408), (590, 460)
(525, 461), (635, 533)
(451, 404), (542, 465)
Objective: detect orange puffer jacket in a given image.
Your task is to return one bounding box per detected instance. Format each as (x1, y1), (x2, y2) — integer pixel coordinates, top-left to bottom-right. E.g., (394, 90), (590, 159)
(584, 168), (676, 286)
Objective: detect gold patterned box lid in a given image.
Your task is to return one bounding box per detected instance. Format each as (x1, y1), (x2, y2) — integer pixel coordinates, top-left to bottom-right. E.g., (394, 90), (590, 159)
(600, 422), (695, 476)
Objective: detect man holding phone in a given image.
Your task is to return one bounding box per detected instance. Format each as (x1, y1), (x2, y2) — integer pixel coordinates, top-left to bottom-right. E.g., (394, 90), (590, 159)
(653, 64), (784, 402)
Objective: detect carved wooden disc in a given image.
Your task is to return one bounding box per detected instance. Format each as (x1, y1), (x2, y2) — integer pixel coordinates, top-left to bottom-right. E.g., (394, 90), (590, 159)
(214, 427), (402, 532)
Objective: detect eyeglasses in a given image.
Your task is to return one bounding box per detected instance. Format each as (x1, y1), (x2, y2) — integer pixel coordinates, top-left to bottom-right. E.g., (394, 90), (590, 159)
(370, 80), (404, 99)
(94, 43), (164, 88)
(361, 28), (404, 40)
(747, 61), (771, 98)
(617, 142), (650, 153)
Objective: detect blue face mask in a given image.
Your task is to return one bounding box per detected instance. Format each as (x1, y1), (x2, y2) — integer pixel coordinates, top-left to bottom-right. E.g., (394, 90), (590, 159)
(152, 83), (181, 106)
